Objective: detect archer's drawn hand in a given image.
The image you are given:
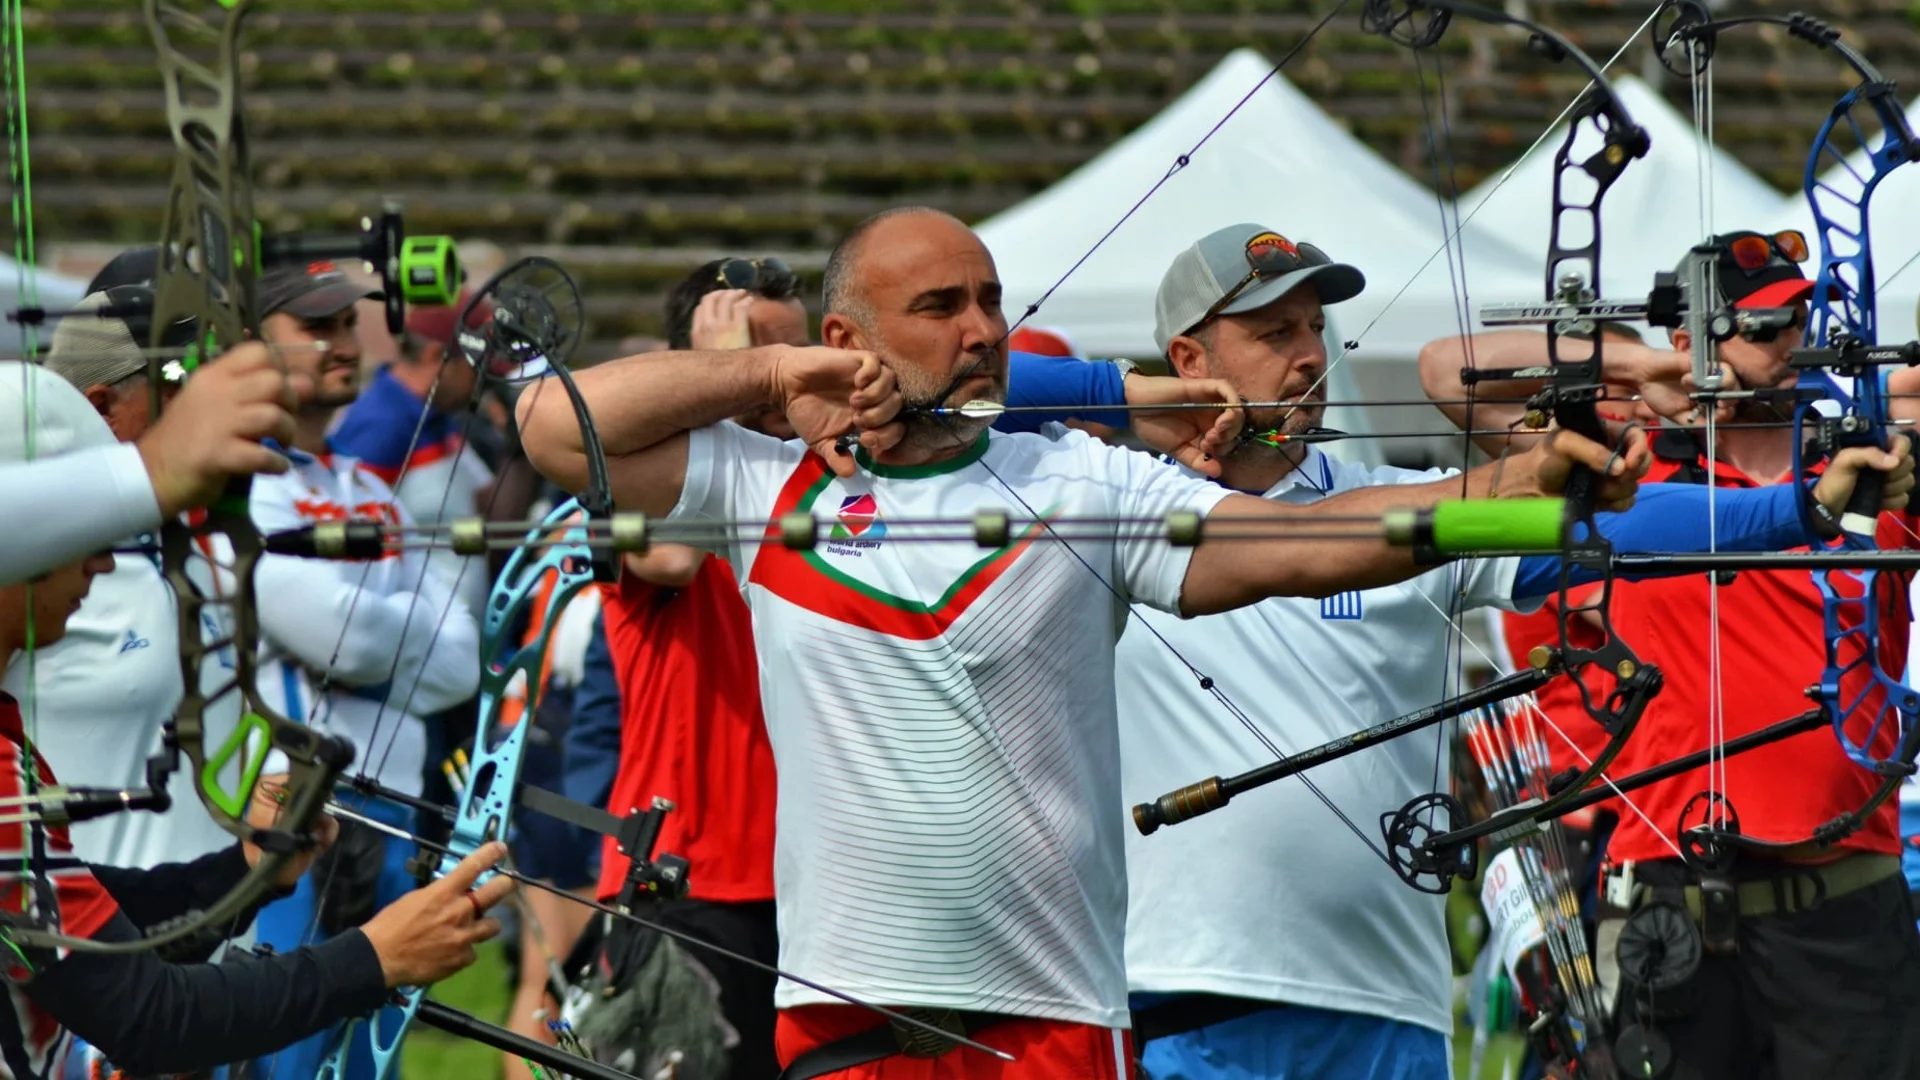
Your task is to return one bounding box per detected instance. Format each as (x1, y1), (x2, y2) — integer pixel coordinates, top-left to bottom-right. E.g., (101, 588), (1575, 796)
(770, 346), (905, 477)
(359, 841), (514, 988)
(1124, 375), (1244, 478)
(138, 342), (298, 516)
(1812, 435), (1917, 530)
(689, 289), (757, 352)
(1506, 427), (1651, 511)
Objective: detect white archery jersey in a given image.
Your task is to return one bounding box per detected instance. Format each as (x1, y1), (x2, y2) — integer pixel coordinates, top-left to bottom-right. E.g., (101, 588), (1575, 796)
(1119, 448), (1524, 1037)
(4, 534), (241, 868)
(250, 451), (480, 795)
(673, 421), (1232, 1027)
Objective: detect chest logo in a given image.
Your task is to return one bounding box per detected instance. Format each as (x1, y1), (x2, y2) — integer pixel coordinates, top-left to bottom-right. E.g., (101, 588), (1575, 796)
(1320, 592), (1364, 621)
(831, 494), (887, 540)
(120, 629), (151, 654)
(826, 494), (888, 556)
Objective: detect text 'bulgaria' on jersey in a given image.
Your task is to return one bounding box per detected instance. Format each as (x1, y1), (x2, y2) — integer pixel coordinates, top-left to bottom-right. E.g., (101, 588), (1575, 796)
(672, 421), (1232, 1028)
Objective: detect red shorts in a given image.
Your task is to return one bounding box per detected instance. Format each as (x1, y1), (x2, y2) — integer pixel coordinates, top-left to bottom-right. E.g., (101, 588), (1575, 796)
(776, 1004), (1134, 1079)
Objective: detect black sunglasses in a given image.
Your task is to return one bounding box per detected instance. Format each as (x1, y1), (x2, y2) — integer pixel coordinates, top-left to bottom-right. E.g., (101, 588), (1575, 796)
(1192, 234), (1333, 332)
(717, 256), (798, 296)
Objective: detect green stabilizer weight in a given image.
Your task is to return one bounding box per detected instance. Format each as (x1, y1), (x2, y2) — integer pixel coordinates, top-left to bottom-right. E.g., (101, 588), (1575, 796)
(1382, 498), (1566, 554)
(399, 236), (461, 306)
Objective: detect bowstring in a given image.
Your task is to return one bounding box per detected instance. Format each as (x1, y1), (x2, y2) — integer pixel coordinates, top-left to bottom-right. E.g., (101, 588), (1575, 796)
(4, 0), (44, 932)
(1407, 38), (1482, 849)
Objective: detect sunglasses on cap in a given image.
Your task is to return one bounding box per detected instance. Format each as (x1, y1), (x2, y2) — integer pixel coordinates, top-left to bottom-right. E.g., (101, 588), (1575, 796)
(1724, 230), (1809, 274)
(716, 256), (798, 296)
(1193, 233), (1334, 332)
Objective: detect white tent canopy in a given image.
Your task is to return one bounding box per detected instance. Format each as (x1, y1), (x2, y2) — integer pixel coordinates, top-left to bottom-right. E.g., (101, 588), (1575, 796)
(1762, 91), (1920, 345)
(1458, 75), (1784, 300)
(975, 47), (1545, 366)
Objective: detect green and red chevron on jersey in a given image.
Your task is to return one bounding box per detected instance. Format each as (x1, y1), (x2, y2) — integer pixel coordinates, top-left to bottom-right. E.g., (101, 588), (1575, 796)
(747, 453), (1056, 641)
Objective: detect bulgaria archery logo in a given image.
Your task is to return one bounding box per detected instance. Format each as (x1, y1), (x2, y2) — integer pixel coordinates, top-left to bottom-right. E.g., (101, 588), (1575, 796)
(825, 493), (888, 556)
(831, 494), (888, 541)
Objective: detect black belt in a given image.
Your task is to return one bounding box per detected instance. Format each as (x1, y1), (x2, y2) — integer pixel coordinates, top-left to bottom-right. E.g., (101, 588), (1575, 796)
(778, 1009), (1019, 1080)
(1131, 994), (1283, 1045)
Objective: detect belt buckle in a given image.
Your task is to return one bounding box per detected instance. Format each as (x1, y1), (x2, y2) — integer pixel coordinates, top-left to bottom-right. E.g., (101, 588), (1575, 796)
(1698, 873), (1739, 954)
(892, 1008), (965, 1058)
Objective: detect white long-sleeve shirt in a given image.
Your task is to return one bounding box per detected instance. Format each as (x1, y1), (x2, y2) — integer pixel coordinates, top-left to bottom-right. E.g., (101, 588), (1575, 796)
(0, 437), (162, 586)
(252, 449), (479, 795)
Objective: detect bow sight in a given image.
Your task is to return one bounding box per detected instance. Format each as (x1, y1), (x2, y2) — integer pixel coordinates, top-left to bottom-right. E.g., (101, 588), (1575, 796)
(258, 203), (463, 335)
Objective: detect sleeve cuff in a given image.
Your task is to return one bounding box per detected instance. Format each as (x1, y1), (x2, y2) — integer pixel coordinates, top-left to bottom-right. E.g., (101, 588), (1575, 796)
(321, 929), (393, 1014)
(1082, 362), (1132, 429)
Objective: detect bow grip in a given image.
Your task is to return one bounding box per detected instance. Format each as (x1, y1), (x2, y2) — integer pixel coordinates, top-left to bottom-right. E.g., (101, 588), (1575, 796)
(1842, 465), (1886, 539)
(1830, 409), (1890, 539)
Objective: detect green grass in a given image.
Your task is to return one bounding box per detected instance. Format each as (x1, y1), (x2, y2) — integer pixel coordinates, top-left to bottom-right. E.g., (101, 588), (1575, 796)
(402, 942), (513, 1080)
(1455, 1030), (1527, 1079)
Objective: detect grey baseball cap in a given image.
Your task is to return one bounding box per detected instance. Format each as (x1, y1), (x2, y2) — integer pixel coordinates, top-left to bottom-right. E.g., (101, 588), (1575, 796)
(259, 260), (383, 318)
(44, 286), (201, 391)
(44, 289), (153, 391)
(1153, 223), (1365, 354)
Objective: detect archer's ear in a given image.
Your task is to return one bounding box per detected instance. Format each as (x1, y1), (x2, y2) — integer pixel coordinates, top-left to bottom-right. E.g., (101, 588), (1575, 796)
(819, 313), (861, 351)
(82, 385), (114, 419)
(1165, 335), (1210, 380)
(1670, 328), (1690, 355)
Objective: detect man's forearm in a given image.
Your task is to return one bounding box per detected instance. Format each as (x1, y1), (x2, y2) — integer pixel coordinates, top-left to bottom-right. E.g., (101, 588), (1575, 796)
(1419, 332), (1603, 454)
(40, 916), (386, 1075)
(519, 346), (780, 465)
(1182, 474), (1489, 615)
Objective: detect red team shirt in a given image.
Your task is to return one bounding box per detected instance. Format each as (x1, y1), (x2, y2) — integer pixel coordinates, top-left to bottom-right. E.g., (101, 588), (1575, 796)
(0, 693), (119, 1080)
(595, 556), (777, 904)
(1599, 440), (1920, 863)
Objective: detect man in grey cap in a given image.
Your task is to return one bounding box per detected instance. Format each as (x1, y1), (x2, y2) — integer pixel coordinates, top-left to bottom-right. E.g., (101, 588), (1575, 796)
(42, 286), (193, 442)
(1151, 224), (1364, 460)
(1118, 223), (1492, 1080)
(257, 260), (382, 439)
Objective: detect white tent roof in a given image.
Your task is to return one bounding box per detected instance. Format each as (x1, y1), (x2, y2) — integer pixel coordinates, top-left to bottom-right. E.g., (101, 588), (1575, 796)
(1761, 91), (1920, 345)
(1458, 75), (1783, 299)
(974, 47), (1545, 365)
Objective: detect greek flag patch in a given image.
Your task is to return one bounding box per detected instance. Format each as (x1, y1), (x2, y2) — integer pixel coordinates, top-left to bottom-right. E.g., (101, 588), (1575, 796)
(1320, 591), (1364, 620)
